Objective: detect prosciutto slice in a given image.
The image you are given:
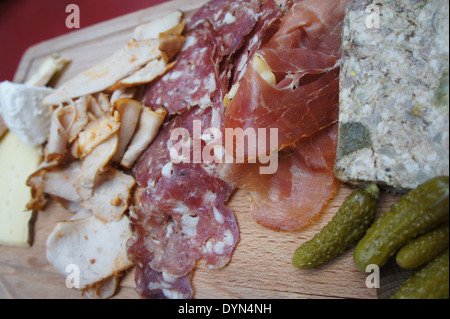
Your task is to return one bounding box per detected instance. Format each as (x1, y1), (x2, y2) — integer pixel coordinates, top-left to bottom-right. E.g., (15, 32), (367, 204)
(218, 123), (339, 231)
(225, 0), (350, 157)
(230, 0), (281, 85)
(219, 0), (351, 231)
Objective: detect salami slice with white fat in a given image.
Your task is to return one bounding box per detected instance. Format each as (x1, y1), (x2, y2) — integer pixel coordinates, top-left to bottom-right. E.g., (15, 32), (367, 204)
(134, 263), (193, 299)
(128, 107), (239, 298)
(143, 0), (263, 115)
(133, 162), (238, 275)
(187, 0), (261, 55)
(144, 22), (223, 114)
(128, 165), (239, 298)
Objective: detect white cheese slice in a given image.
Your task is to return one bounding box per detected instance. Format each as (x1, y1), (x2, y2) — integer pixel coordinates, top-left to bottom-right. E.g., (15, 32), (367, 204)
(0, 81), (54, 146)
(0, 131), (42, 247)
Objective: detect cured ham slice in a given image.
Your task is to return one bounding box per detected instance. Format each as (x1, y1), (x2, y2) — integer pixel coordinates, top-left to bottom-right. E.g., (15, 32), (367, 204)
(226, 65), (340, 157)
(218, 0), (351, 232)
(230, 0), (281, 85)
(218, 123), (339, 231)
(266, 0), (349, 61)
(216, 0), (351, 231)
(225, 0), (350, 158)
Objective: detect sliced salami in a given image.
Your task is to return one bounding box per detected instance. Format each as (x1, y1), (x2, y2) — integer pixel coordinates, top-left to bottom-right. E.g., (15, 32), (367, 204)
(187, 0), (262, 55)
(130, 162), (238, 276)
(128, 230), (194, 299)
(135, 267), (194, 299)
(144, 22), (223, 114)
(144, 0), (265, 115)
(132, 106), (216, 188)
(129, 107), (239, 299)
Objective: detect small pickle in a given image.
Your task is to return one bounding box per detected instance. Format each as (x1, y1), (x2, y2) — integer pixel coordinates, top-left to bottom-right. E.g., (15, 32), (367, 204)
(396, 222), (449, 270)
(292, 183), (379, 269)
(391, 249), (449, 299)
(354, 176), (449, 272)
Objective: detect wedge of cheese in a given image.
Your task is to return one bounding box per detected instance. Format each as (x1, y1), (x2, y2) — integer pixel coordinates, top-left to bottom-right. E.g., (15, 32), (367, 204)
(0, 81), (54, 146)
(0, 131), (42, 247)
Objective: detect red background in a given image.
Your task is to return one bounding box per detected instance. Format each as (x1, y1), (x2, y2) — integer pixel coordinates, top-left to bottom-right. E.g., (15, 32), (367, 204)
(0, 0), (169, 82)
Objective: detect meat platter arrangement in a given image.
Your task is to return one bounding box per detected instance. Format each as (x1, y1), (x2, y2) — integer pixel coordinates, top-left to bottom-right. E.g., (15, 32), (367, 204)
(0, 0), (448, 299)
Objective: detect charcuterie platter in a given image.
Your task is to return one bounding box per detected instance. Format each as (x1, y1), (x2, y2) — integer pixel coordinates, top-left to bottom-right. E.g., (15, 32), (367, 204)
(1, 0), (447, 299)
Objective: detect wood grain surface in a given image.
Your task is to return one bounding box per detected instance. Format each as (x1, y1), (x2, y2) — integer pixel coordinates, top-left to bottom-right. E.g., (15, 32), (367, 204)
(1, 0), (403, 299)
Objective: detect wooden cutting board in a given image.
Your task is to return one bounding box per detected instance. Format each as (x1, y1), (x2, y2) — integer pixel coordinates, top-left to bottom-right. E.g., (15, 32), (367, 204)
(0, 0), (403, 299)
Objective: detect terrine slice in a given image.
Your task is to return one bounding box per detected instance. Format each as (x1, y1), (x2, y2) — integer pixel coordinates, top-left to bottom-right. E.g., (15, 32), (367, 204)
(335, 0), (449, 192)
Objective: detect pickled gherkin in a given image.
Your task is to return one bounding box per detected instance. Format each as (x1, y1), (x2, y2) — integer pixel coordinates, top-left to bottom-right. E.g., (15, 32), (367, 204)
(292, 184), (379, 269)
(354, 176), (449, 273)
(391, 249), (449, 299)
(396, 222), (449, 270)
